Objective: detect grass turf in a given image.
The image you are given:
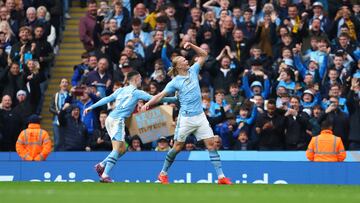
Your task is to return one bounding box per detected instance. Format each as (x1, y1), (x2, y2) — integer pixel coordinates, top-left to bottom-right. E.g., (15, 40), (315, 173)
(0, 182), (359, 203)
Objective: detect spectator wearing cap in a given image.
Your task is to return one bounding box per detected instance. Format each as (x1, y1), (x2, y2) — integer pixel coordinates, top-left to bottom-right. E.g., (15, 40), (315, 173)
(16, 114), (52, 161)
(308, 2), (331, 33)
(93, 29), (122, 65)
(112, 54), (132, 83)
(13, 90), (32, 129)
(0, 95), (23, 151)
(242, 68), (270, 99)
(184, 135), (197, 151)
(301, 89), (318, 109)
(72, 53), (90, 86)
(125, 18), (152, 58)
(155, 136), (170, 151)
(79, 0), (98, 51)
(58, 103), (90, 151)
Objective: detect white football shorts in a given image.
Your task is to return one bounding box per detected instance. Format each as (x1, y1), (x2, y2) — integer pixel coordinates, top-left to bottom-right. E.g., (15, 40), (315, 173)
(174, 112), (214, 142)
(105, 116), (125, 141)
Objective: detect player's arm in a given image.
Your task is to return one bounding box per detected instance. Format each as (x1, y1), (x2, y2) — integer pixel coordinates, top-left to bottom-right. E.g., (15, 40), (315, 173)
(141, 91), (168, 111)
(184, 42), (208, 67)
(84, 90), (119, 114)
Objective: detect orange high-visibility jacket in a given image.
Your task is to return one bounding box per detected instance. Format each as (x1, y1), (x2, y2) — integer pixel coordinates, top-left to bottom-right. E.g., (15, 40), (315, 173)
(306, 130), (346, 162)
(16, 123), (52, 161)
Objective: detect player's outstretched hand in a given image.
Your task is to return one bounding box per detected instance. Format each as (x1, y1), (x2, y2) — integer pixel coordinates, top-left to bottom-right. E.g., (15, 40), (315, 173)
(84, 108), (91, 115)
(140, 104), (149, 112)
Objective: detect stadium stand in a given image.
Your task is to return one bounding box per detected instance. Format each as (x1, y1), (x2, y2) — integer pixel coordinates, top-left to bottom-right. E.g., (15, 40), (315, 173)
(0, 0), (360, 153)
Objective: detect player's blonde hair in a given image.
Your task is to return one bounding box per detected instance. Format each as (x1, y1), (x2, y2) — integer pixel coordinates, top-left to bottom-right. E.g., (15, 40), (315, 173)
(167, 56), (183, 77)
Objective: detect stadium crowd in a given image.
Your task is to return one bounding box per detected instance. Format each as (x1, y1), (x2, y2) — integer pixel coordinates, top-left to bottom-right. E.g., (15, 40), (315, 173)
(1, 0), (360, 153)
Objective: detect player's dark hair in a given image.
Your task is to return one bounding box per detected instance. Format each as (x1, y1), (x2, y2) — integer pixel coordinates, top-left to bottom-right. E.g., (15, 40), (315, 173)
(127, 71), (140, 81)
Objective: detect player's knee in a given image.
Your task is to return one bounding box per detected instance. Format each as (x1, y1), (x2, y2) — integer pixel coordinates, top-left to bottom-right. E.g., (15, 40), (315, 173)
(173, 143), (184, 152)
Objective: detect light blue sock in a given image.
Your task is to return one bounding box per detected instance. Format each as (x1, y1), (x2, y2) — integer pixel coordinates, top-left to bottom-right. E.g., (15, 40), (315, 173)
(102, 151), (122, 177)
(161, 148), (179, 174)
(209, 150), (224, 178)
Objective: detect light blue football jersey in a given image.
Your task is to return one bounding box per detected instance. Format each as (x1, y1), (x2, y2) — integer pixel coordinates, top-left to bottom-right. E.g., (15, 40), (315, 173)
(164, 63), (203, 117)
(89, 85), (152, 119)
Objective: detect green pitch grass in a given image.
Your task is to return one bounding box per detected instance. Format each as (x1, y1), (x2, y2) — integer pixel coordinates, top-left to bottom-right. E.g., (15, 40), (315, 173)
(0, 182), (359, 203)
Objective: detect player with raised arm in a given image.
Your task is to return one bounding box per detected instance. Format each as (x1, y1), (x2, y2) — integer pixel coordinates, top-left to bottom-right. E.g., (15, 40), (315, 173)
(141, 42), (232, 185)
(84, 70), (176, 183)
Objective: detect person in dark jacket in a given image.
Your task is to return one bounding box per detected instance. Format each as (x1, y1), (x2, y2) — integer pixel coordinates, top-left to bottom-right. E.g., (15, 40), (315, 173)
(58, 103), (90, 151)
(255, 99), (286, 150)
(348, 78), (360, 150)
(90, 110), (112, 151)
(0, 95), (22, 151)
(209, 46), (241, 94)
(283, 96), (311, 150)
(0, 62), (25, 106)
(320, 96), (349, 148)
(12, 90), (32, 129)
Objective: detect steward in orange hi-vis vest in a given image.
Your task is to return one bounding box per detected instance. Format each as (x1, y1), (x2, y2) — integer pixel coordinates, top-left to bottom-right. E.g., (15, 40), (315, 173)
(16, 115), (52, 161)
(306, 119), (346, 162)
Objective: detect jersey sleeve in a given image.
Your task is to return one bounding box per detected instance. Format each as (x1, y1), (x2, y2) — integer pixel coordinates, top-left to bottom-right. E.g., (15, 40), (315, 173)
(190, 62), (201, 75)
(136, 90), (153, 101)
(163, 79), (177, 95)
(89, 88), (121, 109)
